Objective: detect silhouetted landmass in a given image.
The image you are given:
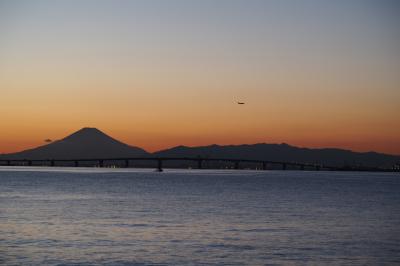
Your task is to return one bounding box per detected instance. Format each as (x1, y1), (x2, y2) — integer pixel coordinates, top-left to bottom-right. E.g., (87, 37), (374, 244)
(0, 127), (148, 160)
(0, 127), (399, 168)
(154, 143), (400, 169)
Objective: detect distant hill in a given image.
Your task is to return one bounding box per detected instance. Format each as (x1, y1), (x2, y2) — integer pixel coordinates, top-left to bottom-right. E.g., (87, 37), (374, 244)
(0, 127), (148, 160)
(154, 143), (400, 168)
(1, 128), (399, 168)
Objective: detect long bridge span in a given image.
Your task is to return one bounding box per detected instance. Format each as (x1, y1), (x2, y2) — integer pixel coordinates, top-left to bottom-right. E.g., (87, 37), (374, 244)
(0, 157), (340, 171)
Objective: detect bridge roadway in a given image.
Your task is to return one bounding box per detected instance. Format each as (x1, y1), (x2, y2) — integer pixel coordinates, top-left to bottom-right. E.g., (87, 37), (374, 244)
(0, 157), (329, 171)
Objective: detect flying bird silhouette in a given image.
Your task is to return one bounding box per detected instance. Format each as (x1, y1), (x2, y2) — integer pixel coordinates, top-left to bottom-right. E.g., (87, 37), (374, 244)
(237, 101), (245, 105)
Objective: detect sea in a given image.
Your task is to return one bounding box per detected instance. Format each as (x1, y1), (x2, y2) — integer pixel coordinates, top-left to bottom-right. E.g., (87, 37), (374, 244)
(0, 167), (399, 266)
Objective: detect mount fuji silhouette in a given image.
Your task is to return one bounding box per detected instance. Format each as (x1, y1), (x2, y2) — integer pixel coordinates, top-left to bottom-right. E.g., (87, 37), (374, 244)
(1, 127), (148, 160)
(1, 127), (399, 168)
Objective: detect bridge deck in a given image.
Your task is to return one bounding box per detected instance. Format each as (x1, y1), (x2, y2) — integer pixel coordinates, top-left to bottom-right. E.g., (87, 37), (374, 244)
(0, 157), (337, 171)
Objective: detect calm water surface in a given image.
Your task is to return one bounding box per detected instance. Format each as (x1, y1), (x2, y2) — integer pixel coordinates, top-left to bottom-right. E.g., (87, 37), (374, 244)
(0, 167), (399, 265)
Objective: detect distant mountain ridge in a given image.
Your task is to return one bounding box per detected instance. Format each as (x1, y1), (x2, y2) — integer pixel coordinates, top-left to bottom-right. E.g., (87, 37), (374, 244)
(154, 143), (399, 168)
(0, 127), (399, 168)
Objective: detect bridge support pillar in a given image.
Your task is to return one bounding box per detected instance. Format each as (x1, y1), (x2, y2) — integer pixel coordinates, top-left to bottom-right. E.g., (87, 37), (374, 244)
(28, 160), (32, 166)
(50, 160), (55, 167)
(74, 161), (79, 167)
(234, 161), (240, 170)
(125, 160), (129, 168)
(99, 160), (104, 168)
(7, 160), (11, 166)
(157, 159), (163, 172)
(262, 162), (267, 170)
(198, 159), (203, 169)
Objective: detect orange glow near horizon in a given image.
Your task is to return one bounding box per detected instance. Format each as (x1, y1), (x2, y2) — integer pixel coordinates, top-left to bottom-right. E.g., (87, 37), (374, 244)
(1, 120), (400, 155)
(1, 1), (399, 155)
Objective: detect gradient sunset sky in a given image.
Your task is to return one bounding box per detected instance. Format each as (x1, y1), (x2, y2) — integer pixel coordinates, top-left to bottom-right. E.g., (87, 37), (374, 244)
(1, 0), (399, 154)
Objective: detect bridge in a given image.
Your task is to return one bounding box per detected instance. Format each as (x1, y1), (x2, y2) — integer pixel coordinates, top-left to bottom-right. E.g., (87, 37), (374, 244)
(0, 157), (335, 171)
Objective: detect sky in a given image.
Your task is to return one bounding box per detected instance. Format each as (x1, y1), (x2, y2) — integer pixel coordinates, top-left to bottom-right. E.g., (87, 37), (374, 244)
(1, 0), (399, 154)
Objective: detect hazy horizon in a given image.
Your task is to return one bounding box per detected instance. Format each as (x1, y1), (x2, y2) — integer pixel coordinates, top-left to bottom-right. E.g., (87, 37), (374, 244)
(1, 0), (399, 154)
(1, 126), (399, 157)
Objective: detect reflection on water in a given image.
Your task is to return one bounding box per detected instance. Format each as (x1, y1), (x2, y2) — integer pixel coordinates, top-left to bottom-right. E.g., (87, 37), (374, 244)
(0, 168), (399, 265)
